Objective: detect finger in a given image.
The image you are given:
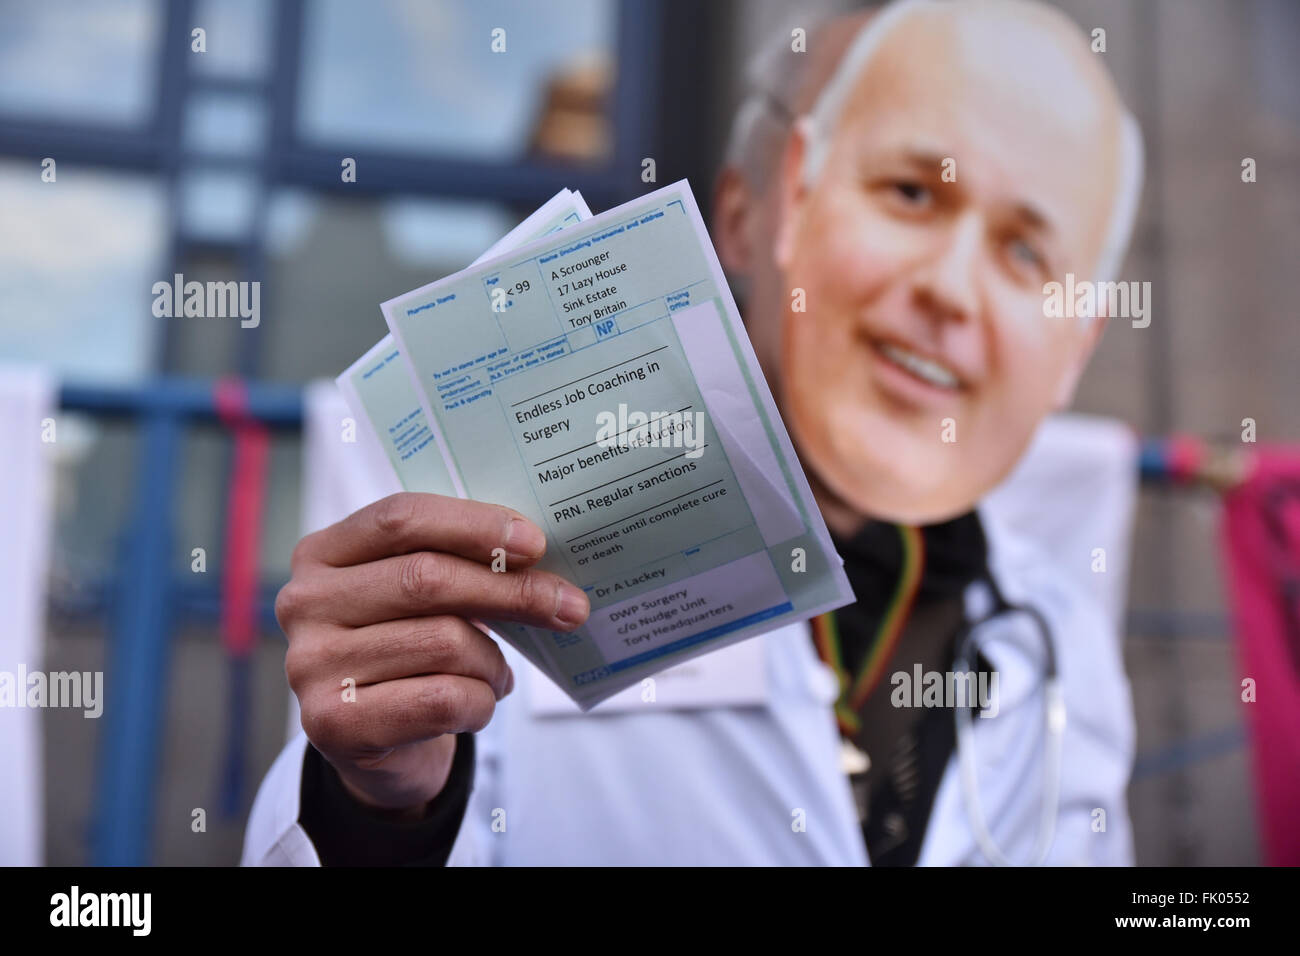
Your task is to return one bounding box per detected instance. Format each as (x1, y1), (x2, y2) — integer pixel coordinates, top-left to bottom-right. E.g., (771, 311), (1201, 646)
(297, 492), (547, 570)
(306, 552), (590, 631)
(308, 673), (499, 752)
(312, 616), (513, 700)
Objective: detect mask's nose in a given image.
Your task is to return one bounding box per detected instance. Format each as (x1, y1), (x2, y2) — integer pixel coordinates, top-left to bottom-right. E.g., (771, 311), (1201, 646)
(908, 212), (982, 328)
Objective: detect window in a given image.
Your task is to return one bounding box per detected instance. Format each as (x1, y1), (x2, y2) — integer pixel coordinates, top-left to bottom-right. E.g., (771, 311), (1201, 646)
(297, 0), (616, 163)
(0, 161), (166, 382)
(0, 0), (160, 126)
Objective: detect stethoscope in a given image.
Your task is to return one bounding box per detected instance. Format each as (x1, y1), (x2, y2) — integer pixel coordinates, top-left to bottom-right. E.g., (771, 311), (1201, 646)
(951, 576), (1066, 867)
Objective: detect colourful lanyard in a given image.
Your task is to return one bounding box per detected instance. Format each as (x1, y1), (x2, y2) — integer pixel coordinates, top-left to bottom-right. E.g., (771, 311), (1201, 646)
(812, 524), (925, 736)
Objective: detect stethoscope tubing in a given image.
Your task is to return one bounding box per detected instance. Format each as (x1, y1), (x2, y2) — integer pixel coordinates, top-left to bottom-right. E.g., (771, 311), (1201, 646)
(951, 581), (1066, 866)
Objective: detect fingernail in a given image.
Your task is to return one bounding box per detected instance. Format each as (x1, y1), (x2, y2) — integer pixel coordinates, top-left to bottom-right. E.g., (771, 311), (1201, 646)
(505, 517), (546, 560)
(555, 585), (590, 629)
(503, 665), (515, 697)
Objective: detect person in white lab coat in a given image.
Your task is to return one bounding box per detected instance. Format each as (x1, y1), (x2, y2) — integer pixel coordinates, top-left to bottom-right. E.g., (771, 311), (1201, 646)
(244, 0), (1141, 866)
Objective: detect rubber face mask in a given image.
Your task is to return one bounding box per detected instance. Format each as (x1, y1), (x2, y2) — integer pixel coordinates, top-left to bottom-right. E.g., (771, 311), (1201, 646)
(772, 4), (1122, 524)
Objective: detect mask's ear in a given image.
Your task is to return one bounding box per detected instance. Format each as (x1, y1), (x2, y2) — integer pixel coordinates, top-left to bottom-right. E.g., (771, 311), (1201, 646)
(1053, 312), (1105, 408)
(774, 117), (815, 271)
(712, 167), (756, 275)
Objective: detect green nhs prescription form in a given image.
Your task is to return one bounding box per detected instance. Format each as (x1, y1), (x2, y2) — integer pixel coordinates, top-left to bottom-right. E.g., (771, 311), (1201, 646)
(339, 189), (594, 682)
(383, 181), (853, 709)
(338, 189), (591, 505)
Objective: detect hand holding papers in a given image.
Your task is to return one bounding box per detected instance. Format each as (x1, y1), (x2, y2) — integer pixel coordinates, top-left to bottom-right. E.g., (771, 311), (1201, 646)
(342, 182), (852, 709)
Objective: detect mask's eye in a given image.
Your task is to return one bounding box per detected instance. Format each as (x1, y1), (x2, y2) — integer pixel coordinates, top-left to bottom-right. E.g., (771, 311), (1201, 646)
(894, 181), (931, 206)
(1005, 236), (1047, 279)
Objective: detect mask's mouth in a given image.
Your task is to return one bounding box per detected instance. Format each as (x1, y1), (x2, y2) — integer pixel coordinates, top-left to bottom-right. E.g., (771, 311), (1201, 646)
(871, 338), (965, 391)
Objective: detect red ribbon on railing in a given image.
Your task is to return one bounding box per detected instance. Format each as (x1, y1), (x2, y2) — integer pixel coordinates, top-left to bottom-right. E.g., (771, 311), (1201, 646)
(214, 378), (270, 659)
(214, 377), (271, 816)
(1221, 447), (1300, 865)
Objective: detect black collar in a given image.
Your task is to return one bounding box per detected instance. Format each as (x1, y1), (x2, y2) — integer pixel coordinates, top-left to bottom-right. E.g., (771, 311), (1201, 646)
(830, 510), (989, 613)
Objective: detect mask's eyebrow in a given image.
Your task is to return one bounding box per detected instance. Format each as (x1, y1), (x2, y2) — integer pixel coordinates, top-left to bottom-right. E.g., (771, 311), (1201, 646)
(866, 145), (955, 177)
(900, 148), (950, 172)
(1008, 200), (1057, 240)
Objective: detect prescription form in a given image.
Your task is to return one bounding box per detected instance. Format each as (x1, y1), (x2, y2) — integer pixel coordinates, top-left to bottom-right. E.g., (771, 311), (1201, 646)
(380, 181), (852, 709)
(338, 190), (596, 681)
(339, 191), (592, 511)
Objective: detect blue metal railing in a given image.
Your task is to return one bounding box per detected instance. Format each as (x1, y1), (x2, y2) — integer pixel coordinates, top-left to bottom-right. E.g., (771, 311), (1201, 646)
(61, 378), (300, 866)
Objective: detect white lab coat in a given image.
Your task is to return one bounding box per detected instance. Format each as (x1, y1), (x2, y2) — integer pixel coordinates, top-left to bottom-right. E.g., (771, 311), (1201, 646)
(0, 366), (54, 865)
(242, 501), (1135, 867)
